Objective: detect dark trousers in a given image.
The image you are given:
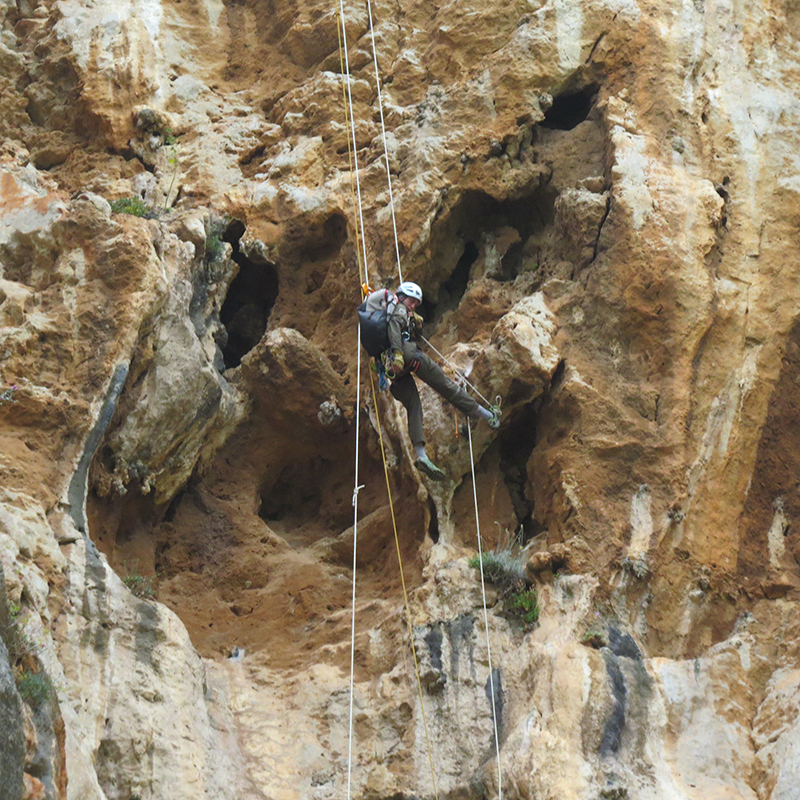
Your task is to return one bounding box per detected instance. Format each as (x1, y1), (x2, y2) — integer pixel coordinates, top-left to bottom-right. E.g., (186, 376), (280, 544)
(390, 350), (480, 447)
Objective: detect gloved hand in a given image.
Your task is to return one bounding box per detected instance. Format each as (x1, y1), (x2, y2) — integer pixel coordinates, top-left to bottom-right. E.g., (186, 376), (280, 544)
(385, 349), (405, 377)
(411, 312), (424, 337)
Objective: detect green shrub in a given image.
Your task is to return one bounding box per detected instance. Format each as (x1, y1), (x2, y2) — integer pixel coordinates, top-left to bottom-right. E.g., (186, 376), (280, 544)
(505, 587), (539, 626)
(205, 232), (224, 263)
(204, 215), (229, 264)
(110, 197), (150, 217)
(16, 669), (51, 706)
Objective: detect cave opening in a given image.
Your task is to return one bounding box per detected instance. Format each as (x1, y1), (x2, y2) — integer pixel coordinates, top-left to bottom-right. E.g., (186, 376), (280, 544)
(497, 402), (542, 543)
(257, 455), (355, 548)
(541, 84), (599, 131)
(419, 241), (478, 323)
(219, 220), (279, 368)
(424, 188), (557, 329)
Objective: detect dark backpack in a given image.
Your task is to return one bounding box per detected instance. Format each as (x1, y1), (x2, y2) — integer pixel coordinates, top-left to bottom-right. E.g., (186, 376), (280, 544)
(357, 290), (394, 357)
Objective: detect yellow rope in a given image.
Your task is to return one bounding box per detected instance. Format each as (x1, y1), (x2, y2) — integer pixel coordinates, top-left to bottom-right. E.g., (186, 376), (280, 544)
(337, 3), (440, 798)
(368, 369), (439, 800)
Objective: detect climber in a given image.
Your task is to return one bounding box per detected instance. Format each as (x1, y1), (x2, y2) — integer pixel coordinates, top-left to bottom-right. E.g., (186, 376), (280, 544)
(360, 281), (501, 481)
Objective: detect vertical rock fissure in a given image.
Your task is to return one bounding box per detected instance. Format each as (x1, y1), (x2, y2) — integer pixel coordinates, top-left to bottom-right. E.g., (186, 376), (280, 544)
(219, 221), (279, 368)
(498, 403), (540, 542)
(67, 362), (130, 534)
(600, 653), (627, 756)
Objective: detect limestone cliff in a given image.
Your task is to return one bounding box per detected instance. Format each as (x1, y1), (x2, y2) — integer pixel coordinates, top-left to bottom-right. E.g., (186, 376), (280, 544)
(2, 0), (800, 798)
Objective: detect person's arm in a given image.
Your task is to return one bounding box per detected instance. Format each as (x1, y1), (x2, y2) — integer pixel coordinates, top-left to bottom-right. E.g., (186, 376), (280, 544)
(387, 302), (406, 353)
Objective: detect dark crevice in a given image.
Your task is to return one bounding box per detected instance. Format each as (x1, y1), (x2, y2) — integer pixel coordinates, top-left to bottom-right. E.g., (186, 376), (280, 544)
(600, 652), (627, 755)
(68, 362), (130, 533)
(240, 144), (266, 166)
(427, 497), (440, 543)
(500, 239), (525, 281)
(550, 359), (567, 392)
(497, 403), (540, 543)
(541, 84), (599, 131)
(424, 187), (557, 329)
(219, 220), (279, 369)
(585, 33), (607, 64)
(420, 242), (477, 324)
(592, 197), (611, 263)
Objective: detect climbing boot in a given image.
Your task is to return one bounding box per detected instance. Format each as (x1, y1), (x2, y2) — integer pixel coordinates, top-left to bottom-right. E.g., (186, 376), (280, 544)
(416, 455), (446, 482)
(487, 405), (502, 429)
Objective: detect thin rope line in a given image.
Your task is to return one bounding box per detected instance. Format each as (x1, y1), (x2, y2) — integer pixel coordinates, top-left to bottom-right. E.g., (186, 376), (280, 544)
(338, 9), (366, 800)
(338, 0), (370, 286)
(346, 325), (363, 800)
(336, 12), (367, 288)
(368, 370), (439, 800)
(340, 3), (439, 796)
(421, 335), (493, 408)
(365, 0), (403, 285)
(468, 422), (503, 800)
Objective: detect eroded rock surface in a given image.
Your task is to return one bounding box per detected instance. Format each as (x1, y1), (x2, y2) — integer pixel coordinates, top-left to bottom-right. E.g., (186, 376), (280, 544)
(2, 0), (800, 798)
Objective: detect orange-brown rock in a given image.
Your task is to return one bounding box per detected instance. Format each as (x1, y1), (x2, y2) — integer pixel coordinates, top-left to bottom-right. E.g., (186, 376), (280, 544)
(3, 0), (800, 799)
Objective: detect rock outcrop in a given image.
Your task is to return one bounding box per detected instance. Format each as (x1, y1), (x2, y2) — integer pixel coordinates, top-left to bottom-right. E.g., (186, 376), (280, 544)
(2, 0), (800, 799)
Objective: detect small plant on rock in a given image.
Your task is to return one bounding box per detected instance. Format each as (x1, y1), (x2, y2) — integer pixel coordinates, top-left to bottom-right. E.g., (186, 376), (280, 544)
(581, 629), (608, 650)
(204, 214), (229, 265)
(16, 667), (51, 707)
(505, 586), (540, 626)
(122, 560), (156, 599)
(468, 550), (526, 585)
(110, 197), (151, 217)
(468, 546), (539, 629)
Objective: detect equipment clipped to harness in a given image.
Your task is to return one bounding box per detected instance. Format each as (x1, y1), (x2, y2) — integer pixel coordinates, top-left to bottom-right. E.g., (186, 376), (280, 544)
(371, 359), (390, 391)
(357, 289), (394, 357)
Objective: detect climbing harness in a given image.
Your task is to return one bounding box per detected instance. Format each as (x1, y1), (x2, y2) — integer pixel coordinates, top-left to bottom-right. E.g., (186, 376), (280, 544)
(339, 1), (504, 797)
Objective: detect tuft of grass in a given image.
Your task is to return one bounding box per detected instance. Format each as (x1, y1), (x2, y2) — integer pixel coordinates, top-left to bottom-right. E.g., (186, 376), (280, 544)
(468, 551), (526, 586)
(122, 560), (156, 599)
(468, 547), (539, 629)
(110, 197), (161, 219)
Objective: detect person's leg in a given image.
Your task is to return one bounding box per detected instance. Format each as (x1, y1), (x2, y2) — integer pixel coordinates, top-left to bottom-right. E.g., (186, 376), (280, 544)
(413, 352), (481, 417)
(389, 374), (425, 447)
(389, 371), (445, 481)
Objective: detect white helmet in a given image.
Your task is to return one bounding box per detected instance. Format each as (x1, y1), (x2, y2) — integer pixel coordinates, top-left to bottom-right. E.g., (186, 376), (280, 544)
(396, 281), (423, 302)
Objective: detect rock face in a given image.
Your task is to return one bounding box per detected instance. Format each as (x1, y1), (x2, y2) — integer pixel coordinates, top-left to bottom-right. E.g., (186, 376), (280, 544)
(2, 0), (800, 798)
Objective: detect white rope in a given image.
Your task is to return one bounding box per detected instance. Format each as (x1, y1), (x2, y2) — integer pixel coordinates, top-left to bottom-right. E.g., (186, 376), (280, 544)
(421, 335), (494, 408)
(346, 325), (363, 800)
(468, 422), (503, 800)
(338, 0), (371, 286)
(340, 4), (367, 794)
(365, 0), (403, 285)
